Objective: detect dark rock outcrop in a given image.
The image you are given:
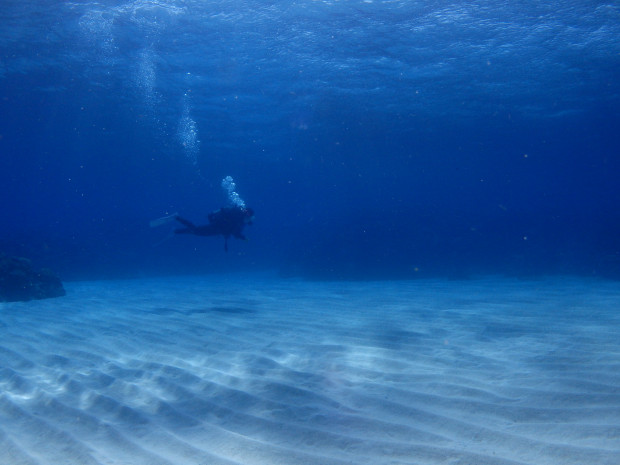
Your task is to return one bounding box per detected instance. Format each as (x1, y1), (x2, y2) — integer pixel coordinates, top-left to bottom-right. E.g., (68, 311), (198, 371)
(0, 252), (66, 302)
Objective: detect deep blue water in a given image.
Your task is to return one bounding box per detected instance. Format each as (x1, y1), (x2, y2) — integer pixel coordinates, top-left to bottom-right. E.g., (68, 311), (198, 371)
(1, 0), (619, 280)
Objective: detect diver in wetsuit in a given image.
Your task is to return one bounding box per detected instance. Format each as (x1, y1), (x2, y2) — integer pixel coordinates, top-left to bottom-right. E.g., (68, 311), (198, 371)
(175, 206), (254, 252)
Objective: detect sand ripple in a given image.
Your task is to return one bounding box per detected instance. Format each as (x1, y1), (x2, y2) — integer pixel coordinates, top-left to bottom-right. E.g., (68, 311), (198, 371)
(0, 275), (619, 464)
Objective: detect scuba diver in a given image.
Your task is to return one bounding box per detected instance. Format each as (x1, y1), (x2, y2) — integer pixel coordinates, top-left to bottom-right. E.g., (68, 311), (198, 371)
(174, 205), (254, 252)
(149, 176), (253, 252)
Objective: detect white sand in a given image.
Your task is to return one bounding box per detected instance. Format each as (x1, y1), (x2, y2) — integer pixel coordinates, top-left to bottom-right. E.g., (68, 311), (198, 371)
(0, 274), (618, 465)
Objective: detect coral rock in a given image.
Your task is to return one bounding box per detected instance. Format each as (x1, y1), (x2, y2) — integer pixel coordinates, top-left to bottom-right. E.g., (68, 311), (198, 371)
(0, 252), (66, 302)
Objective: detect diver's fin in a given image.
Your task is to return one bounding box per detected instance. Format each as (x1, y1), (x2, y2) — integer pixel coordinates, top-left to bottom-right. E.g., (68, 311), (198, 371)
(149, 212), (179, 228)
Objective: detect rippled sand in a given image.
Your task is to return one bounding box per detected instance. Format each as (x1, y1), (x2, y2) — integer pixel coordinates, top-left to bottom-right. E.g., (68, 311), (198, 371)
(1, 275), (619, 465)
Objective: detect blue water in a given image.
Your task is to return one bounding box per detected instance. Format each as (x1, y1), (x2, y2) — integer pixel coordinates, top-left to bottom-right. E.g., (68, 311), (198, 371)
(1, 0), (619, 280)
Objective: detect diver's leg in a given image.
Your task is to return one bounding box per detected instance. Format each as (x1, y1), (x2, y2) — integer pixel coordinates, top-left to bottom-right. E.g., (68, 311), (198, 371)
(174, 216), (198, 234)
(175, 216), (196, 229)
(193, 225), (218, 237)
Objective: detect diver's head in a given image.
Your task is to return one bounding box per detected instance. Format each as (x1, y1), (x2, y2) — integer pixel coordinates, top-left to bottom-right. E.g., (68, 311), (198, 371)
(243, 207), (255, 224)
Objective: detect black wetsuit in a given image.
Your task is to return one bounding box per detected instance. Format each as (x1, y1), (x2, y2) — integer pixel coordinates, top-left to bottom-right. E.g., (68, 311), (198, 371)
(175, 206), (253, 252)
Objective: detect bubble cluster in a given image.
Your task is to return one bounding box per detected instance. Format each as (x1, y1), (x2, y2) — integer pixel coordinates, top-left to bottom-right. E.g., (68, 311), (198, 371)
(77, 8), (116, 60)
(135, 48), (158, 107)
(177, 93), (200, 165)
(221, 176), (246, 208)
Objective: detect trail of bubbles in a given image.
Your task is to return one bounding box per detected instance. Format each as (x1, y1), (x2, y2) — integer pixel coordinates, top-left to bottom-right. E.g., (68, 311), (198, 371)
(76, 1), (185, 58)
(221, 176), (246, 208)
(134, 48), (160, 109)
(77, 7), (116, 59)
(177, 92), (200, 165)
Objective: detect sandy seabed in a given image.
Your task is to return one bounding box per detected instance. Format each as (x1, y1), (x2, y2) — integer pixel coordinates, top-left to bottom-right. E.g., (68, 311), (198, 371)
(1, 274), (619, 465)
